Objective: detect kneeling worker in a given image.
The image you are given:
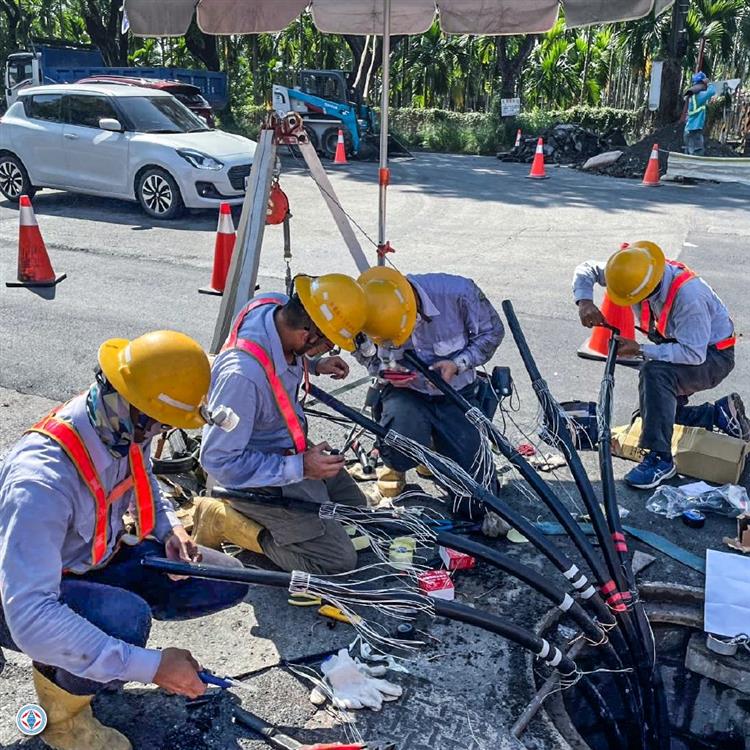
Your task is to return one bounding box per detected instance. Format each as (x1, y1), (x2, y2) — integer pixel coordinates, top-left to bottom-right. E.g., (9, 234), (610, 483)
(196, 275), (369, 575)
(0, 331), (249, 750)
(354, 268), (505, 522)
(574, 242), (748, 489)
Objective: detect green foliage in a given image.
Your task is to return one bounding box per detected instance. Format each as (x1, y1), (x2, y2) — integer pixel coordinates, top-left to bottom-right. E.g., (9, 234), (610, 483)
(221, 103), (268, 140)
(225, 104), (640, 154)
(0, 0), (748, 131)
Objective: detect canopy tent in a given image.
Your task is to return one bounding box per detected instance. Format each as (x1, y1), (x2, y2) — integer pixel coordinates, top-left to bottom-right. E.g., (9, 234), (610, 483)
(125, 0), (675, 36)
(124, 0), (676, 351)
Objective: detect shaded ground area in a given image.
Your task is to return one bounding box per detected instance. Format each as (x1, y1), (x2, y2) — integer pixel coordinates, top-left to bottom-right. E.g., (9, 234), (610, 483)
(1, 156), (750, 749)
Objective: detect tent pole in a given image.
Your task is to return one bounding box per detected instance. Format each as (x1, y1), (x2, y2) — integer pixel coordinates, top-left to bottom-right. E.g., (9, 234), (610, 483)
(377, 0), (391, 266)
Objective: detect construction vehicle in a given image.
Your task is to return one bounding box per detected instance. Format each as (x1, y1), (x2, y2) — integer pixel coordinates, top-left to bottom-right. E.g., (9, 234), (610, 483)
(272, 69), (411, 160)
(4, 40), (228, 111)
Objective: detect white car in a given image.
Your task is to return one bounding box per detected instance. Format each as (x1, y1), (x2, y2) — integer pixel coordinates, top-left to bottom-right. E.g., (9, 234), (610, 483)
(0, 83), (256, 219)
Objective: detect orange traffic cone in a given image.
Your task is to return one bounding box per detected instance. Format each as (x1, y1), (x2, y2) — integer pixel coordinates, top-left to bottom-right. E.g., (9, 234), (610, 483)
(333, 128), (348, 164)
(577, 293), (640, 364)
(514, 129), (522, 148)
(6, 195), (65, 288)
(578, 242), (640, 363)
(641, 143), (661, 187)
(199, 203), (236, 295)
(526, 138), (548, 180)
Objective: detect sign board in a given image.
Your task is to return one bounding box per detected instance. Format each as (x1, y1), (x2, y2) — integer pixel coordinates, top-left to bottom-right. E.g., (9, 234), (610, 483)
(648, 60), (663, 112)
(501, 97), (521, 117)
(714, 78), (742, 96)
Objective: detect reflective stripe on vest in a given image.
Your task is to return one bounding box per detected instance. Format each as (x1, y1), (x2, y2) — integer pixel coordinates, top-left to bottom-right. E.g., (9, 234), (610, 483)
(222, 297), (307, 454)
(640, 260), (736, 350)
(689, 95), (707, 117)
(27, 411), (156, 566)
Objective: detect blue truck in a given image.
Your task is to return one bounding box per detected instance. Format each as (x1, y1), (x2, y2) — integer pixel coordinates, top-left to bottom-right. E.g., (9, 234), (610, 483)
(4, 43), (228, 110)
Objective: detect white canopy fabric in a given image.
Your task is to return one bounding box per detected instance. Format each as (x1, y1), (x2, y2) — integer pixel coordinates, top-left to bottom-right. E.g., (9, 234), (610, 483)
(125, 0), (675, 37)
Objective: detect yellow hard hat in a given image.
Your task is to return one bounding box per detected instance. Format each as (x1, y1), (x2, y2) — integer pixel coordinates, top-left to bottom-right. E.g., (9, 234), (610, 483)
(357, 267), (417, 347)
(98, 330), (211, 429)
(295, 273), (368, 352)
(605, 241), (666, 306)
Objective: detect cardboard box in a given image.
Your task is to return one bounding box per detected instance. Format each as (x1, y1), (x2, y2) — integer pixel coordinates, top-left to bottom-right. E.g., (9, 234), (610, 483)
(438, 546), (476, 571)
(724, 512), (750, 554)
(418, 570), (455, 601)
(611, 418), (749, 485)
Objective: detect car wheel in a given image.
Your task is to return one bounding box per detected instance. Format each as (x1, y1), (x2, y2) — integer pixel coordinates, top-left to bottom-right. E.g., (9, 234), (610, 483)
(322, 126), (354, 160)
(137, 168), (184, 220)
(0, 155), (36, 202)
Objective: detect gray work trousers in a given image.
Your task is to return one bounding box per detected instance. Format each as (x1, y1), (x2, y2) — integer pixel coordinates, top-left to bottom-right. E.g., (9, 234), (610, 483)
(638, 347), (734, 454)
(229, 469), (367, 575)
(684, 129), (705, 156)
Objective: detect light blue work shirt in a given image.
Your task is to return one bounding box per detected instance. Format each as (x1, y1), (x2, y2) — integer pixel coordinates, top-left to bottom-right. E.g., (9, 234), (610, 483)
(685, 84), (716, 132)
(0, 394), (178, 685)
(200, 293), (311, 489)
(573, 259), (734, 365)
(355, 273), (504, 394)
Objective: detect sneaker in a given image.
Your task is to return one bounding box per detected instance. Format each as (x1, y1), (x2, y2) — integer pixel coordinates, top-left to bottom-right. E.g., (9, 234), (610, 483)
(714, 393), (750, 441)
(624, 452), (676, 490)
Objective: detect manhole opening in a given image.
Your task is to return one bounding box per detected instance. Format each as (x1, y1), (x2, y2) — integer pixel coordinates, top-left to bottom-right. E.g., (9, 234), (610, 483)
(539, 590), (750, 750)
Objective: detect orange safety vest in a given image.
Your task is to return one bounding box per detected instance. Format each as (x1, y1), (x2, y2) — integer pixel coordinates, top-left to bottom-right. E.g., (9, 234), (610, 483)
(28, 407), (156, 566)
(640, 260), (736, 350)
(222, 297), (307, 454)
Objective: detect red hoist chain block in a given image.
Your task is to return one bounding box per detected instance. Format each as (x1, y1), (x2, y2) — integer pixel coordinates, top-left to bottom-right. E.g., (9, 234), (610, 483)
(266, 181), (290, 225)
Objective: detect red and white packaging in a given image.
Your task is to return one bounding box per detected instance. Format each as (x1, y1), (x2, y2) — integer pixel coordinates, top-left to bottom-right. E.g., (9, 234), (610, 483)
(418, 570), (455, 601)
(439, 546), (476, 571)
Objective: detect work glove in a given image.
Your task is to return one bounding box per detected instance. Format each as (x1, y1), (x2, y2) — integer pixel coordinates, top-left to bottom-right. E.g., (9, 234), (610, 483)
(315, 649), (402, 711)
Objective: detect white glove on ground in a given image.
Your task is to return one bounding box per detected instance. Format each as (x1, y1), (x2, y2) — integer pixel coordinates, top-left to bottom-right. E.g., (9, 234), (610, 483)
(315, 649), (402, 710)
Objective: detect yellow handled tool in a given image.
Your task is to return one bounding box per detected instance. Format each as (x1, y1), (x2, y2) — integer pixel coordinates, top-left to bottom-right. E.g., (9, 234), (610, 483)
(318, 605), (361, 625)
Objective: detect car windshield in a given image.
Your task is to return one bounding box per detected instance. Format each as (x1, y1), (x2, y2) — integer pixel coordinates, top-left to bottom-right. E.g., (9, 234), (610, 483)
(116, 95), (210, 134)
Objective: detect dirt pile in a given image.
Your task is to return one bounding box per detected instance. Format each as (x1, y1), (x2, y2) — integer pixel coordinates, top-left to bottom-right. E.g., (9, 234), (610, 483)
(594, 122), (738, 179)
(498, 123), (626, 165)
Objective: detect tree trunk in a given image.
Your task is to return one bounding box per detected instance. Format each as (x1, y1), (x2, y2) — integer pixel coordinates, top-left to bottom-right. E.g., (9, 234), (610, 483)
(655, 58), (684, 125)
(655, 0), (689, 125)
(496, 35), (536, 101)
(579, 27), (593, 104)
(79, 0), (128, 66)
(184, 18), (221, 71)
(343, 34), (405, 102)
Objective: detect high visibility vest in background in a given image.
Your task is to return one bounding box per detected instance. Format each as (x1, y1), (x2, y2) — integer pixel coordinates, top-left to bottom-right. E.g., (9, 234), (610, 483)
(28, 408), (156, 566)
(640, 260), (736, 350)
(222, 297), (308, 454)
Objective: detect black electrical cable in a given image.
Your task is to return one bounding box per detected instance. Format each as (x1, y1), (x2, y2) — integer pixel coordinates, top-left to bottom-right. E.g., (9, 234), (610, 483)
(396, 352), (649, 746)
(141, 557), (580, 676)
(437, 532), (611, 658)
(502, 301), (660, 749)
(437, 531), (643, 742)
(305, 383), (617, 630)
(577, 676), (630, 750)
(403, 349), (614, 592)
(598, 329), (671, 750)
(500, 301), (639, 617)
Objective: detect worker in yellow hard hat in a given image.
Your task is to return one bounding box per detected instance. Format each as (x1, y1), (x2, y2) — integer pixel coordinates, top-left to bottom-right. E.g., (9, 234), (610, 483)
(196, 274), (370, 575)
(353, 267), (508, 536)
(574, 241), (747, 490)
(0, 331), (249, 750)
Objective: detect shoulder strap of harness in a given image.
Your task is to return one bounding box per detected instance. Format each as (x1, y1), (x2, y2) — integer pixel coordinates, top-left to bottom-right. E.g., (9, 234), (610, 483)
(221, 296), (307, 455)
(27, 408), (156, 566)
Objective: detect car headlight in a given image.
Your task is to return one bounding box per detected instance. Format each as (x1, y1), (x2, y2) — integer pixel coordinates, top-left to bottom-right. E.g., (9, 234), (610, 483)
(177, 149), (223, 170)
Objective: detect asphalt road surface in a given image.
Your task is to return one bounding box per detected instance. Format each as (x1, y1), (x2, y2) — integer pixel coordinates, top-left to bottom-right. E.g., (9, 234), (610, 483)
(1, 153), (749, 749)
